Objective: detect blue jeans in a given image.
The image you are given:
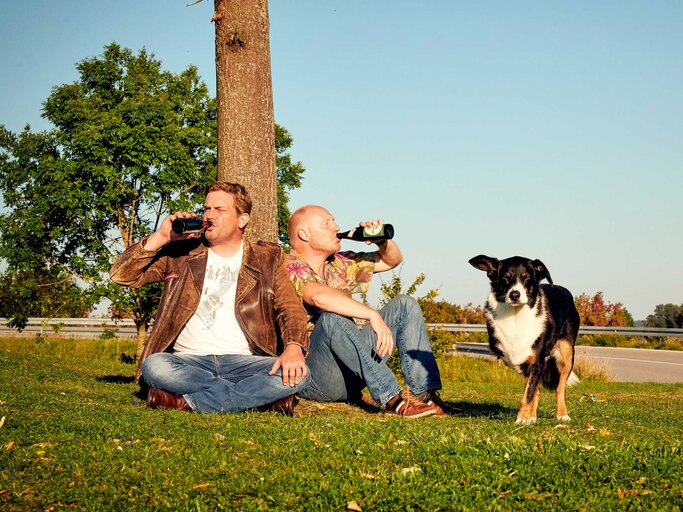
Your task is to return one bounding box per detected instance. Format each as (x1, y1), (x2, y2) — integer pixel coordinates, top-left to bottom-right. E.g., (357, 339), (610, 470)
(299, 295), (442, 406)
(141, 352), (310, 414)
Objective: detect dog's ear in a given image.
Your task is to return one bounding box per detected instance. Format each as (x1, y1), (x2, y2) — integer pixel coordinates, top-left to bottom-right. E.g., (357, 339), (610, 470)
(531, 259), (553, 284)
(469, 255), (500, 280)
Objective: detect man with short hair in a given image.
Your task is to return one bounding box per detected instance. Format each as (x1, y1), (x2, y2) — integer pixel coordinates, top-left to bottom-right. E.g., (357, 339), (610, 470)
(110, 182), (310, 415)
(286, 205), (457, 418)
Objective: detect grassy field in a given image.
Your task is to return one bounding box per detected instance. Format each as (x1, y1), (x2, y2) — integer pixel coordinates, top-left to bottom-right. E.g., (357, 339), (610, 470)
(0, 340), (681, 511)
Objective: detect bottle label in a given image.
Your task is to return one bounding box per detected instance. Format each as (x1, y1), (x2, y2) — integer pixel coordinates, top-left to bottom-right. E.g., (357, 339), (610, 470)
(364, 225), (383, 237)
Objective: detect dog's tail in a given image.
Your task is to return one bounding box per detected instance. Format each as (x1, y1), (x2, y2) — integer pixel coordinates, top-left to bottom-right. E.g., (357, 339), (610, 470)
(567, 371), (581, 387)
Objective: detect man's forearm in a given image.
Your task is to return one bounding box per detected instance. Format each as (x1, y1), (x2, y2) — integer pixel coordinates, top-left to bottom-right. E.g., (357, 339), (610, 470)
(374, 240), (403, 272)
(304, 284), (378, 322)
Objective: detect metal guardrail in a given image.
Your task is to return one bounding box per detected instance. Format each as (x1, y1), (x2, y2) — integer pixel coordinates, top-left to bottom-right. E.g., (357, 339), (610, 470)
(0, 317), (138, 339)
(1, 319), (682, 340)
(426, 323), (683, 338)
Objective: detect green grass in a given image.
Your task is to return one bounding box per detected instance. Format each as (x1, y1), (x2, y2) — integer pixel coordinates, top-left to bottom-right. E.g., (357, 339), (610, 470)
(1, 344), (681, 511)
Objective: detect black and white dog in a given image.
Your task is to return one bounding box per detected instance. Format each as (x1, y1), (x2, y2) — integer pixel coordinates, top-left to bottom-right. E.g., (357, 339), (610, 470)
(469, 255), (580, 424)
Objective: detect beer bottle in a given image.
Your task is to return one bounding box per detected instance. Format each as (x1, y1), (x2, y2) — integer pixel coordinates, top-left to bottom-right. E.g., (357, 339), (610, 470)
(337, 223), (394, 242)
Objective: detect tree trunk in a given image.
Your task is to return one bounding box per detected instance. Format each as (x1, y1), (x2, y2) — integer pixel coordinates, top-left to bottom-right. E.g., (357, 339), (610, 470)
(135, 323), (148, 361)
(213, 0), (278, 242)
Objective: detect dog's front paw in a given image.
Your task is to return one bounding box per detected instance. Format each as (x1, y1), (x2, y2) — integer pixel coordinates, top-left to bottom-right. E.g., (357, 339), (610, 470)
(557, 414), (571, 422)
(515, 417), (537, 425)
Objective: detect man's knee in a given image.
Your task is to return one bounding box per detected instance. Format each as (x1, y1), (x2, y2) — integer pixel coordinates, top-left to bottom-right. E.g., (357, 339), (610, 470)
(388, 294), (421, 317)
(140, 353), (171, 386)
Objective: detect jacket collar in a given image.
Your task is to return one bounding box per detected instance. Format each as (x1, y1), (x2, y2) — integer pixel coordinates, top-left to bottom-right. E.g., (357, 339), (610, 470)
(241, 240), (262, 274)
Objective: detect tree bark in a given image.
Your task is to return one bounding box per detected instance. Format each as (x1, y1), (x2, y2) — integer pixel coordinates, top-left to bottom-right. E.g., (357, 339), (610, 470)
(135, 323), (148, 361)
(213, 0), (278, 242)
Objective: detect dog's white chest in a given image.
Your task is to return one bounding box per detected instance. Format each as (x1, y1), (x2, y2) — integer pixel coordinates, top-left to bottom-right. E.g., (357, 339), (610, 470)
(486, 295), (546, 371)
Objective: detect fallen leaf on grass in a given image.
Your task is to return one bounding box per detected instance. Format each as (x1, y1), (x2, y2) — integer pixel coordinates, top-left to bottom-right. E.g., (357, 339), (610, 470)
(617, 488), (653, 499)
(308, 432), (329, 448)
(579, 445), (596, 451)
(401, 466), (422, 476)
(347, 500), (363, 511)
(5, 441), (15, 450)
(0, 416), (5, 428)
(33, 442), (58, 449)
(598, 427), (612, 437)
(360, 472), (376, 480)
(584, 422), (596, 432)
(193, 483), (212, 490)
(524, 492), (553, 501)
(214, 433), (226, 441)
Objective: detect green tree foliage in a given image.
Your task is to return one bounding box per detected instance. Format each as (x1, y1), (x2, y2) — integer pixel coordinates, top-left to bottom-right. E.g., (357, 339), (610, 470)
(377, 271), (439, 308)
(0, 43), (216, 351)
(0, 43), (304, 354)
(574, 291), (634, 327)
(419, 300), (485, 324)
(375, 268), (484, 323)
(0, 268), (93, 327)
(645, 303), (683, 328)
(275, 124), (305, 247)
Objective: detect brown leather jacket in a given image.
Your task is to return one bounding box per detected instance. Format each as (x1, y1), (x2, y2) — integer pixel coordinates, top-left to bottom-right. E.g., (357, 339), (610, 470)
(109, 237), (309, 382)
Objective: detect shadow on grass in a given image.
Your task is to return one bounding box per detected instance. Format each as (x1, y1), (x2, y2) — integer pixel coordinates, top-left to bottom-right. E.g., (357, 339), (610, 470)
(298, 397), (516, 419)
(96, 375), (135, 385)
(452, 401), (517, 419)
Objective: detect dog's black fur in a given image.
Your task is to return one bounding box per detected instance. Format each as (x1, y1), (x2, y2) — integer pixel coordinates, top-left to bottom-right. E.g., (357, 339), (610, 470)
(469, 255), (580, 424)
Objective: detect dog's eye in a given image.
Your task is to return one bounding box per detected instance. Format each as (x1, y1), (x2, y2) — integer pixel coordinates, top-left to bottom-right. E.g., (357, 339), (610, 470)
(503, 272), (512, 281)
(521, 273), (529, 281)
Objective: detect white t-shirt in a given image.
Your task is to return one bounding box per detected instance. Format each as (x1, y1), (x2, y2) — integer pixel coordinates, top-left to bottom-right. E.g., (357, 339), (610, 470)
(174, 244), (251, 355)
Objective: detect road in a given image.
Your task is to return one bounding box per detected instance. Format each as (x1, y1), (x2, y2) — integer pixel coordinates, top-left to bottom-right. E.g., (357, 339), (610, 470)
(455, 343), (683, 383)
(574, 346), (683, 383)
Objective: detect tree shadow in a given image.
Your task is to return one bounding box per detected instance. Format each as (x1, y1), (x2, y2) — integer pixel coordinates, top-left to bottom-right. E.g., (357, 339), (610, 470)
(96, 375), (135, 385)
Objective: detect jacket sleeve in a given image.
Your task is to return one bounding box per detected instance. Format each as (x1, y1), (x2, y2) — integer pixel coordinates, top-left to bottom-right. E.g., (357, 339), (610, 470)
(109, 237), (167, 288)
(273, 249), (310, 353)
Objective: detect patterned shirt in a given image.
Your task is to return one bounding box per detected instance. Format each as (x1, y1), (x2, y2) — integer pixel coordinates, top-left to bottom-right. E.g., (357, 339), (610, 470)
(285, 250), (376, 334)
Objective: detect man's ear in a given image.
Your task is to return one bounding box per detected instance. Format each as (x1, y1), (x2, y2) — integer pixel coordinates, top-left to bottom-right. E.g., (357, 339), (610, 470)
(297, 228), (309, 242)
(237, 213), (250, 230)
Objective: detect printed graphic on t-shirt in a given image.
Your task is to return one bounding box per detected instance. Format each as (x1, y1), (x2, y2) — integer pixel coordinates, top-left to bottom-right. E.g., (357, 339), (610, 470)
(195, 264), (240, 329)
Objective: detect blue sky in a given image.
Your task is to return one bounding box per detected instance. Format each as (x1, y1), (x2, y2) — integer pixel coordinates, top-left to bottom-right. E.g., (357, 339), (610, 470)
(1, 1), (681, 320)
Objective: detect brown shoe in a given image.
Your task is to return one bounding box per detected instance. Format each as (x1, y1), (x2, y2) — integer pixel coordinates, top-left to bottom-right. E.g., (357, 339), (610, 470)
(265, 395), (297, 416)
(418, 390), (463, 416)
(385, 387), (438, 419)
(147, 387), (192, 413)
